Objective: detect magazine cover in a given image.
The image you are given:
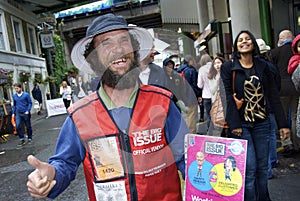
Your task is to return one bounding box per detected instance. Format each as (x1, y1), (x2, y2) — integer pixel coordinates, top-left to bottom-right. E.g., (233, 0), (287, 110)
(185, 134), (247, 201)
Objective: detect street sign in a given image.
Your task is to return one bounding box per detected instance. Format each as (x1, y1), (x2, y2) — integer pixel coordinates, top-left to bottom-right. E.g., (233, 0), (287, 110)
(40, 32), (54, 48)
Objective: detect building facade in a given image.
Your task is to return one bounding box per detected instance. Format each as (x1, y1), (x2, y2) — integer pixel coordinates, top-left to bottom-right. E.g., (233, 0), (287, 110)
(0, 0), (48, 112)
(53, 0), (299, 65)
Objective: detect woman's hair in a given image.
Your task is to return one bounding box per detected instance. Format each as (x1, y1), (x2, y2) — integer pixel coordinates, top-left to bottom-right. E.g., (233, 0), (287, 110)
(208, 56), (225, 80)
(61, 81), (68, 87)
(199, 54), (212, 66)
(224, 156), (237, 171)
(232, 30), (260, 59)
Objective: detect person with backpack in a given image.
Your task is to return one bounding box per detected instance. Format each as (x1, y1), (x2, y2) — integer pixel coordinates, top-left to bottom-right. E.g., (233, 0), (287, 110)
(177, 55), (202, 133)
(31, 83), (43, 115)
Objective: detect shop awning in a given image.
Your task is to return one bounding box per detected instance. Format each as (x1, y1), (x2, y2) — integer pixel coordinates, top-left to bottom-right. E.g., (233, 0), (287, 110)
(194, 21), (217, 48)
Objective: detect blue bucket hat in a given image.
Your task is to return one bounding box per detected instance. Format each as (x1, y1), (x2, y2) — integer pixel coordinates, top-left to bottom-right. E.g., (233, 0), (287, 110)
(71, 13), (153, 74)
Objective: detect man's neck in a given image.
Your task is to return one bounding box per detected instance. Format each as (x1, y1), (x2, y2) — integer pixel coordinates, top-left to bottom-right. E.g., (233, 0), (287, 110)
(103, 84), (135, 107)
(140, 63), (149, 71)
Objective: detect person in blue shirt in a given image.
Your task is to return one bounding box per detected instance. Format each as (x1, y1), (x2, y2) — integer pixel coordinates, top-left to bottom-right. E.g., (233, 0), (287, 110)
(26, 14), (189, 201)
(12, 83), (32, 147)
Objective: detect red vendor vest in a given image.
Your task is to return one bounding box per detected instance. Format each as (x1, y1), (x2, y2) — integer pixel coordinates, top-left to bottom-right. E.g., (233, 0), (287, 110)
(68, 85), (182, 201)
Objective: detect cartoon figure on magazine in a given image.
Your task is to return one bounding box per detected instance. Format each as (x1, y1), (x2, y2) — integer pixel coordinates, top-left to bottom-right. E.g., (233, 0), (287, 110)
(224, 156), (236, 181)
(188, 151), (213, 191)
(196, 151), (205, 177)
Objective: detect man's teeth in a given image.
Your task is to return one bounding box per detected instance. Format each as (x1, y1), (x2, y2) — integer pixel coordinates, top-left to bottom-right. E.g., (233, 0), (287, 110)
(112, 58), (126, 64)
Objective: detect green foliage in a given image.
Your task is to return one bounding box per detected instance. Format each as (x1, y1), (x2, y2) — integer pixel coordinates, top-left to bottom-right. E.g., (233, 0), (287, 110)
(67, 66), (79, 76)
(44, 75), (57, 83)
(51, 34), (78, 91)
(53, 34), (67, 86)
(19, 72), (31, 83)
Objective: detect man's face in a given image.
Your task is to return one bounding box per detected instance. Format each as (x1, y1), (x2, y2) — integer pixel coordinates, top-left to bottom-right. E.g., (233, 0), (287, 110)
(140, 46), (156, 67)
(196, 152), (205, 166)
(188, 59), (195, 67)
(14, 86), (22, 94)
(92, 29), (139, 89)
(165, 62), (174, 75)
(93, 30), (135, 76)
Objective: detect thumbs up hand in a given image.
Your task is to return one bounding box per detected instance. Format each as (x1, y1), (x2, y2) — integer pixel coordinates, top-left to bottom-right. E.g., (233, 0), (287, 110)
(27, 155), (56, 199)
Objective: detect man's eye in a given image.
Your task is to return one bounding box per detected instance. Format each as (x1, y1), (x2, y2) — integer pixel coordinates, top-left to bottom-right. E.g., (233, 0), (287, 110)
(120, 38), (130, 44)
(101, 41), (111, 46)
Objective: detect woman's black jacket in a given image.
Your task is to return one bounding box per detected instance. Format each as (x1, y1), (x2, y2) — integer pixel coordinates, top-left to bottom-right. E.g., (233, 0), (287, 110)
(220, 57), (289, 131)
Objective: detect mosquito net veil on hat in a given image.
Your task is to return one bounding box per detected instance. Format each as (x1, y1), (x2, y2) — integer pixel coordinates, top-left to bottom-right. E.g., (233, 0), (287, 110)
(71, 13), (153, 74)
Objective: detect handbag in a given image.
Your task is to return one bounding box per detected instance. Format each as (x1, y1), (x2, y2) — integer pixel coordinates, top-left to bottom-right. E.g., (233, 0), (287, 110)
(210, 91), (228, 128)
(232, 71), (244, 110)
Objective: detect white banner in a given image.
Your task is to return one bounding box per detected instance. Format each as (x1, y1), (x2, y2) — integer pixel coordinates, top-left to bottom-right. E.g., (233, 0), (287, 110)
(46, 98), (68, 117)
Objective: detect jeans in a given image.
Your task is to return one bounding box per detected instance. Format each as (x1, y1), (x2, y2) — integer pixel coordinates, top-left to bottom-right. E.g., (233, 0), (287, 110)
(16, 112), (32, 140)
(268, 113), (277, 179)
(202, 98), (212, 128)
(63, 98), (71, 109)
(230, 118), (271, 201)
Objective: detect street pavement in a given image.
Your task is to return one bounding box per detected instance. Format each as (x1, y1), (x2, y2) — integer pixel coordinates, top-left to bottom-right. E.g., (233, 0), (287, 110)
(0, 113), (299, 201)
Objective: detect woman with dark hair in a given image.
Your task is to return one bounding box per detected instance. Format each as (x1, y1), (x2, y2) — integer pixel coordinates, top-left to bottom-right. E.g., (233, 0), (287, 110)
(220, 30), (290, 201)
(208, 56), (228, 137)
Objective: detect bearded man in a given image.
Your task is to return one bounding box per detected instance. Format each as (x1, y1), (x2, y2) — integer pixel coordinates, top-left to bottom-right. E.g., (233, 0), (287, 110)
(26, 14), (189, 201)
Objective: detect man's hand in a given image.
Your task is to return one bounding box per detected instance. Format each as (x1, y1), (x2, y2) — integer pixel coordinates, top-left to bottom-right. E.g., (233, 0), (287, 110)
(27, 155), (56, 199)
(279, 128), (290, 140)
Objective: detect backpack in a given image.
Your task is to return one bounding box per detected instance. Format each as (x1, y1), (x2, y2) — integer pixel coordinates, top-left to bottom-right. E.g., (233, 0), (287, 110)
(31, 88), (37, 100)
(178, 68), (187, 83)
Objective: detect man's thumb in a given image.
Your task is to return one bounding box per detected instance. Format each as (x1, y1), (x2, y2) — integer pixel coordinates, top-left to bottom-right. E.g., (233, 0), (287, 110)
(27, 155), (44, 170)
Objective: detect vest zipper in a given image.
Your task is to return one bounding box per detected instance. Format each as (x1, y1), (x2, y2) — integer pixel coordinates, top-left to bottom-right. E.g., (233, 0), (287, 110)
(121, 129), (138, 201)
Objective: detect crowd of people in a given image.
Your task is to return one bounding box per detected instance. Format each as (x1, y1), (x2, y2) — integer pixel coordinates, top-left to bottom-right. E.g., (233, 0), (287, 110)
(20, 13), (300, 201)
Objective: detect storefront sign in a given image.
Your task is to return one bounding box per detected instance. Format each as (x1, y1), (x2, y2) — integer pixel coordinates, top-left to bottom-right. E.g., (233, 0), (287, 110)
(185, 134), (247, 201)
(40, 32), (54, 48)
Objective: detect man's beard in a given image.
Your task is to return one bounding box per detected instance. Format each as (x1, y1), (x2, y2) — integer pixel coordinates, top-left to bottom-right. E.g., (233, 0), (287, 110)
(101, 60), (140, 90)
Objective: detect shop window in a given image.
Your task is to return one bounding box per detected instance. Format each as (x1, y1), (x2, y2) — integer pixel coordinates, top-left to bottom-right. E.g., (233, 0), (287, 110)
(11, 17), (25, 52)
(27, 24), (38, 55)
(0, 12), (6, 50)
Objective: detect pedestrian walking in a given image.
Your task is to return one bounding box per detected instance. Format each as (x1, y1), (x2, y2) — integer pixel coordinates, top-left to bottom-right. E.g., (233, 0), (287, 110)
(12, 83), (33, 147)
(27, 13), (188, 201)
(74, 76), (88, 100)
(177, 55), (202, 133)
(59, 81), (72, 110)
(31, 83), (43, 115)
(139, 45), (166, 87)
(220, 30), (290, 201)
(270, 29), (300, 155)
(162, 57), (187, 113)
(287, 34), (300, 139)
(207, 55), (228, 137)
(197, 54), (213, 131)
(256, 38), (279, 179)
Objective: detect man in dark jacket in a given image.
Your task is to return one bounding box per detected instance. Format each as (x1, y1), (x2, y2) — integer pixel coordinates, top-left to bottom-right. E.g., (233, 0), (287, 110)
(31, 83), (43, 115)
(139, 47), (166, 87)
(177, 55), (202, 133)
(270, 29), (300, 155)
(162, 58), (187, 113)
